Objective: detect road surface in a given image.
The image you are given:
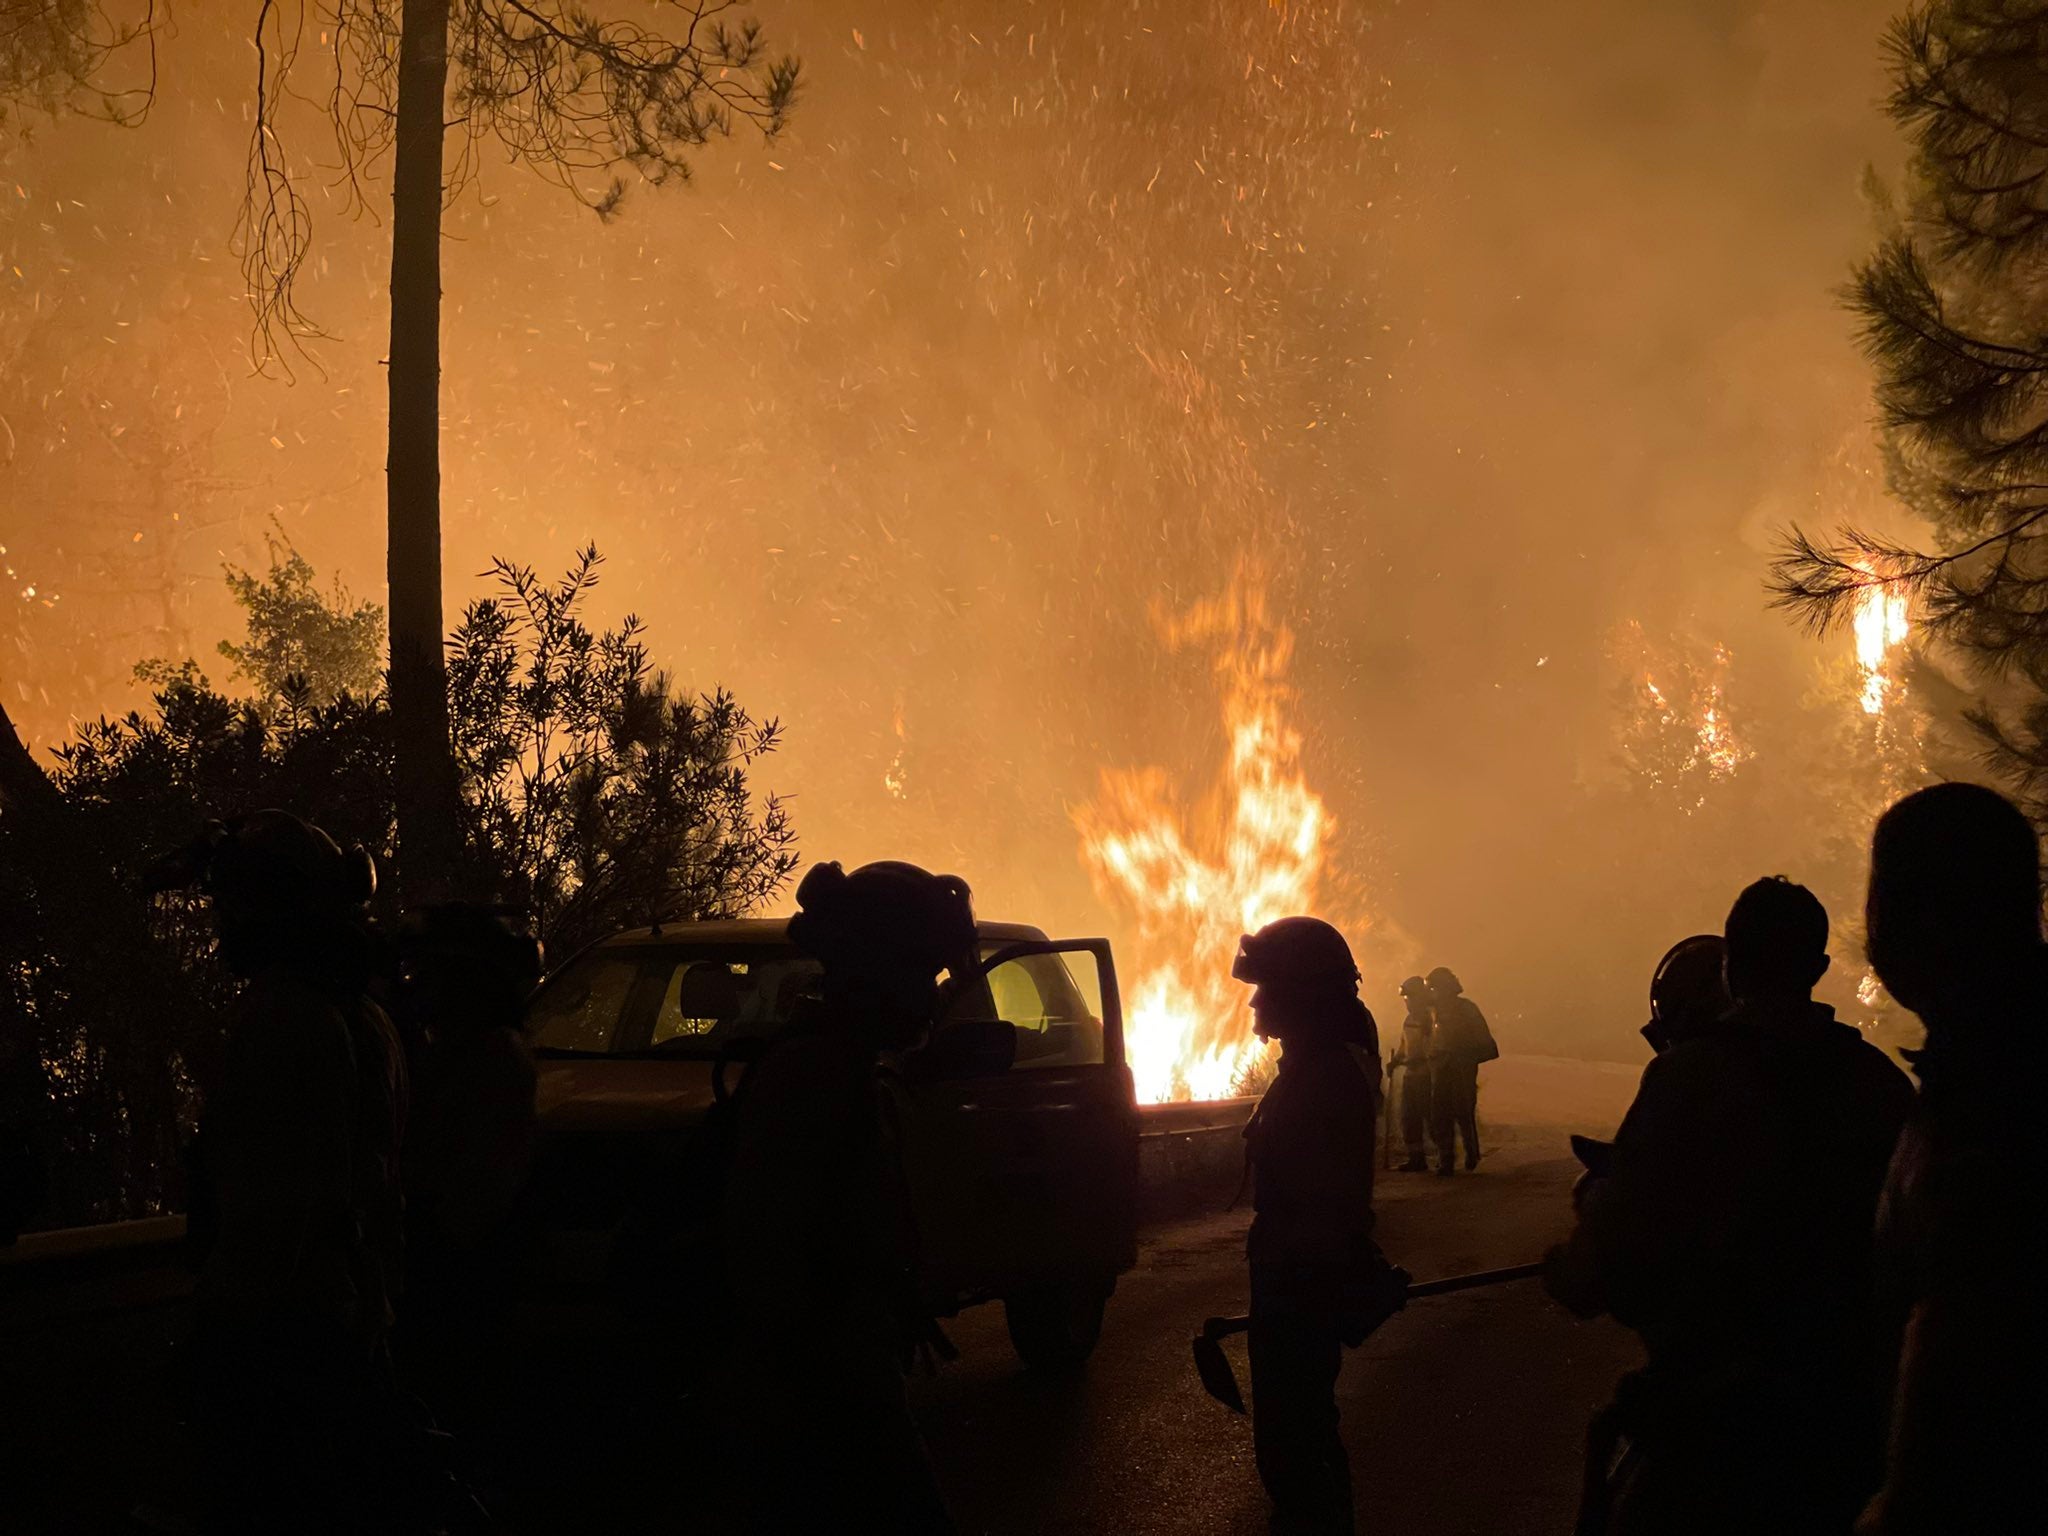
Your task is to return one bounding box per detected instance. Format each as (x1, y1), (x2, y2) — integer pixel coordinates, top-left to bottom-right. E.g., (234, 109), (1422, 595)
(503, 1099), (1643, 1535)
(915, 1121), (1641, 1536)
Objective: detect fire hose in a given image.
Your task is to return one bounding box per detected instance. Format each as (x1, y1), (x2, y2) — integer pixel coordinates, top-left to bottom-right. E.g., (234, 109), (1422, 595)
(1191, 1260), (1544, 1413)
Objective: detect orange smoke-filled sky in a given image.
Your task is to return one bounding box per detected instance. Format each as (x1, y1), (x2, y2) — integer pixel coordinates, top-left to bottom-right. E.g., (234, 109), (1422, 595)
(2, 0), (1918, 1057)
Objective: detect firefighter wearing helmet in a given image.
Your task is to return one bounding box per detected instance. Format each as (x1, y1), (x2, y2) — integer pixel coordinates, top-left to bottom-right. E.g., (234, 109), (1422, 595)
(1390, 975), (1437, 1172)
(720, 860), (976, 1534)
(1234, 916), (1393, 1535)
(1641, 933), (1732, 1055)
(1424, 966), (1497, 1175)
(146, 810), (410, 1531)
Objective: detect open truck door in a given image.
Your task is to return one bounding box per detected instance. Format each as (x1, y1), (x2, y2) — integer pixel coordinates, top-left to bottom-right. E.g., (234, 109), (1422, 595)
(901, 937), (1139, 1368)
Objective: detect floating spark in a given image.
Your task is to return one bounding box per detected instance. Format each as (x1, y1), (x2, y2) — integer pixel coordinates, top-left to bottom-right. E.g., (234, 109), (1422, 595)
(1077, 570), (1345, 1104)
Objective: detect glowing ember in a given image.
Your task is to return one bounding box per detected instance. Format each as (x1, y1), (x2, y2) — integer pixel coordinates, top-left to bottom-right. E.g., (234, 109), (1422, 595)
(883, 697), (909, 800)
(1076, 569), (1342, 1104)
(1852, 580), (1910, 716)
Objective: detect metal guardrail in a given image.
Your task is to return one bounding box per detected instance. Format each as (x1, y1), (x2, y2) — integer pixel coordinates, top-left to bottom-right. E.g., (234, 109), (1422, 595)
(1, 1214), (187, 1268)
(1135, 1096), (1257, 1139)
(0, 1214), (193, 1327)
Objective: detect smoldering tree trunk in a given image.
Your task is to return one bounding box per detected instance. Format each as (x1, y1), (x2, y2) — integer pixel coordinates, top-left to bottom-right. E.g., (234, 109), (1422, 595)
(386, 0), (462, 900)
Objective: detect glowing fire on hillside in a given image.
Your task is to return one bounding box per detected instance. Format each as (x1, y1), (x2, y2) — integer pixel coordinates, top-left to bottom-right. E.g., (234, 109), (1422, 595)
(1075, 571), (1341, 1104)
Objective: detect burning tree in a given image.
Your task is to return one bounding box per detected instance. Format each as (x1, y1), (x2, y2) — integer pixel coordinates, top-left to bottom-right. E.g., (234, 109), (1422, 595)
(1772, 0), (2048, 822)
(237, 1), (798, 898)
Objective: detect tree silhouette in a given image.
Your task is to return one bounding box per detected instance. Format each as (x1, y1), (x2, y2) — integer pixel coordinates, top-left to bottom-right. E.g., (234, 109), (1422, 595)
(0, 0), (160, 132)
(236, 1), (798, 898)
(1771, 1), (2048, 818)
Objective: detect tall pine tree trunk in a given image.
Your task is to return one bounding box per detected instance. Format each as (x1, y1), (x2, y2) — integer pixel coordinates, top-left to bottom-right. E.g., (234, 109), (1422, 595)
(386, 0), (461, 900)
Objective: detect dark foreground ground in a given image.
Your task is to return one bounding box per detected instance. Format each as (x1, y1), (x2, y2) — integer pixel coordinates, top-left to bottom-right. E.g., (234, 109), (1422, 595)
(915, 1126), (1643, 1536)
(6, 1059), (1644, 1534)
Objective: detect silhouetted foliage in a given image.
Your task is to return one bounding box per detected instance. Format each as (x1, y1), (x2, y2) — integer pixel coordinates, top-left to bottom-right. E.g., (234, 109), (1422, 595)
(217, 537), (386, 708)
(0, 543), (794, 1228)
(1771, 1), (2048, 821)
(0, 0), (161, 133)
(448, 546), (796, 958)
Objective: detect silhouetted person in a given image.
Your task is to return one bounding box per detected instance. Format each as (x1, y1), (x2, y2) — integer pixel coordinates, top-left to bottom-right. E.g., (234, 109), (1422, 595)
(150, 811), (408, 1534)
(1389, 974), (1436, 1172)
(1858, 784), (2048, 1536)
(1573, 935), (1734, 1206)
(392, 904), (541, 1433)
(1237, 916), (1394, 1536)
(1424, 966), (1493, 1173)
(719, 860), (970, 1535)
(1546, 876), (1913, 1536)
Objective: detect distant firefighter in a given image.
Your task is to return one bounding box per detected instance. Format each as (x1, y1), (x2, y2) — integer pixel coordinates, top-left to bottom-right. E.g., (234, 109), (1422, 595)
(1389, 975), (1436, 1172)
(1423, 967), (1497, 1174)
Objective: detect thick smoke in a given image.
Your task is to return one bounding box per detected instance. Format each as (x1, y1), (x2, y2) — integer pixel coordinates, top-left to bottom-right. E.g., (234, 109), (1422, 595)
(1, 1), (1909, 1058)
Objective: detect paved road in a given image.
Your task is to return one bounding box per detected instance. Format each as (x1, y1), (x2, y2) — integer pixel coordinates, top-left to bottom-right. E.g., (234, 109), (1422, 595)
(914, 1122), (1641, 1536)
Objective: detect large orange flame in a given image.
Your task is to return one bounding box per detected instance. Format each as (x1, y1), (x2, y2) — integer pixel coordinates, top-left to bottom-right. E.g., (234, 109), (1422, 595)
(1075, 571), (1336, 1103)
(1852, 580), (1910, 717)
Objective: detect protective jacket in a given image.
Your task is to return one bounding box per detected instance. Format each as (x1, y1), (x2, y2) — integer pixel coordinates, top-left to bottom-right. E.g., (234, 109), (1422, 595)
(196, 966), (406, 1341)
(1548, 999), (1914, 1534)
(1247, 1034), (1378, 1270)
(1858, 1022), (2048, 1535)
(719, 1005), (951, 1534)
(1394, 1004), (1434, 1068)
(1244, 1028), (1384, 1536)
(1431, 996), (1495, 1065)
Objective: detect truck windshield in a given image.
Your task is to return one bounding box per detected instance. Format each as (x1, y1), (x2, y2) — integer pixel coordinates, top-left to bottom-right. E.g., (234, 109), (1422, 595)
(526, 938), (1101, 1067)
(526, 944), (822, 1059)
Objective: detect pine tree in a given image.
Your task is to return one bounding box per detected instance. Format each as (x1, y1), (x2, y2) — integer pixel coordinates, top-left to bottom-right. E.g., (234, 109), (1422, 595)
(1773, 1), (2048, 821)
(237, 2), (799, 900)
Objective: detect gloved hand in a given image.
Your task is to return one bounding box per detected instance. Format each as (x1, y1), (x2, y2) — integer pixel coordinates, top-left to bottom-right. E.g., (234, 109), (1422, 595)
(1335, 1250), (1413, 1347)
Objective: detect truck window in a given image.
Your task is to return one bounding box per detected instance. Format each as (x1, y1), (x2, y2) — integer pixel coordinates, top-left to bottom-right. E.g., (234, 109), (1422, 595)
(648, 954), (822, 1053)
(526, 952), (642, 1054)
(982, 950), (1106, 1069)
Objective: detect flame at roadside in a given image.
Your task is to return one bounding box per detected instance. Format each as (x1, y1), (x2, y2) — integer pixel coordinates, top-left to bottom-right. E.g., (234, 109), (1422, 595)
(1075, 572), (1340, 1104)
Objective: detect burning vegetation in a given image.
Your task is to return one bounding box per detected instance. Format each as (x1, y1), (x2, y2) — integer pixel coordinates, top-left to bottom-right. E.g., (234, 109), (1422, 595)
(1076, 568), (1348, 1104)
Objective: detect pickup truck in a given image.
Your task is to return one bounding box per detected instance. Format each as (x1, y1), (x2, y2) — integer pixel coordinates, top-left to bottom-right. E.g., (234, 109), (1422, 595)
(524, 919), (1139, 1369)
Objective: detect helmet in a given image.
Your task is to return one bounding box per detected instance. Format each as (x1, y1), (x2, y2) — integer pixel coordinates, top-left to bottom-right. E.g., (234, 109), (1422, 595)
(146, 809), (375, 919)
(1648, 934), (1729, 1045)
(787, 860), (977, 973)
(1398, 974), (1428, 999)
(1424, 966), (1463, 996)
(1232, 917), (1360, 990)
